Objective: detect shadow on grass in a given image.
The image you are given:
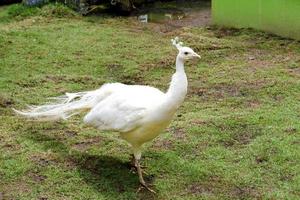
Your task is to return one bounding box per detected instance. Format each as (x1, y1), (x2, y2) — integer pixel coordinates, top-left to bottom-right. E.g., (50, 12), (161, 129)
(24, 130), (156, 199)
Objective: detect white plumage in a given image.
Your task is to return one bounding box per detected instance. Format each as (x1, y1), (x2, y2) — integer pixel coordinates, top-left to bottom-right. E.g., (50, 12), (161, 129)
(14, 38), (200, 192)
(84, 83), (164, 132)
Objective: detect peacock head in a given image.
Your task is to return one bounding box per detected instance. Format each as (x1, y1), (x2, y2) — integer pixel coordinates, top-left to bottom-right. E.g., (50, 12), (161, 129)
(171, 37), (201, 60)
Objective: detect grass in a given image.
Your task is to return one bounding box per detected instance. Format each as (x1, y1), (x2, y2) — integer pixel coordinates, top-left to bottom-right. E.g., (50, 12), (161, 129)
(0, 3), (300, 200)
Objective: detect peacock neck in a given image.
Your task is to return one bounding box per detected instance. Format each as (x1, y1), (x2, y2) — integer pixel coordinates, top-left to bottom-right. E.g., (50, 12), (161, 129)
(175, 55), (185, 73)
(164, 55), (188, 112)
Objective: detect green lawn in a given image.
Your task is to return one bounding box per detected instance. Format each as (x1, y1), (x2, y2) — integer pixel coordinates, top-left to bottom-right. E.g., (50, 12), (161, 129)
(0, 4), (299, 200)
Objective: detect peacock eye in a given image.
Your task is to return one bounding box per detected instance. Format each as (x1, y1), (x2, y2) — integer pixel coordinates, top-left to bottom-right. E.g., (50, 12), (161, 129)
(184, 52), (188, 55)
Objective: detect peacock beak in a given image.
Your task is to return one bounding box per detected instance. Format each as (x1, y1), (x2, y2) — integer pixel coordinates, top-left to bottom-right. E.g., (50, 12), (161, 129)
(193, 52), (201, 59)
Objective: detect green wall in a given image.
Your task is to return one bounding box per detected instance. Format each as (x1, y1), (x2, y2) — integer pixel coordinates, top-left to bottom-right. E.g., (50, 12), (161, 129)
(212, 0), (300, 40)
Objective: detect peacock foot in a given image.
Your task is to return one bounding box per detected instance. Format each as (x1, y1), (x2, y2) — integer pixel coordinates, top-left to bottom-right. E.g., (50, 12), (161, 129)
(134, 157), (156, 193)
(129, 154), (148, 174)
(137, 182), (156, 194)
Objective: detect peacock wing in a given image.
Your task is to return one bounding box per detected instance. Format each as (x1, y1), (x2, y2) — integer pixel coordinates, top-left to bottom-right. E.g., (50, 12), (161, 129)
(83, 94), (146, 132)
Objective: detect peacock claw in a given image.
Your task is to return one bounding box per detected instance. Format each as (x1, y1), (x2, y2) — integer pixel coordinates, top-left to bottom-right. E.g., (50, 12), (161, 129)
(142, 183), (156, 194)
(130, 165), (148, 175)
(137, 183), (156, 194)
(134, 157), (156, 194)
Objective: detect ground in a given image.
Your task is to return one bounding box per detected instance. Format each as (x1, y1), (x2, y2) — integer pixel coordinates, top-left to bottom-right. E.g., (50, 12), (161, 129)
(0, 4), (300, 200)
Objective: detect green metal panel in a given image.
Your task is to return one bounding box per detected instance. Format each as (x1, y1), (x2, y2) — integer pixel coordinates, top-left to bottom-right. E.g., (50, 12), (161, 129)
(212, 0), (300, 40)
(236, 0), (260, 28)
(283, 0), (300, 38)
(260, 0), (282, 31)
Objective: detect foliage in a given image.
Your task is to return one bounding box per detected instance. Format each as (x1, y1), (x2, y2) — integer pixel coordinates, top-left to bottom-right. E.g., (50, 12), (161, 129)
(0, 3), (77, 22)
(39, 3), (78, 17)
(7, 3), (40, 18)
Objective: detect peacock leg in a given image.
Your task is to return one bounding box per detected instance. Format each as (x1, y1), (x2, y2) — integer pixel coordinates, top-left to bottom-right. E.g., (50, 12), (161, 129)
(130, 154), (148, 174)
(135, 157), (156, 194)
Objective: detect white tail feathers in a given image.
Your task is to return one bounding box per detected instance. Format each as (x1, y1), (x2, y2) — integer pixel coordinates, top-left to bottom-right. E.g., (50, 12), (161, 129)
(13, 87), (107, 121)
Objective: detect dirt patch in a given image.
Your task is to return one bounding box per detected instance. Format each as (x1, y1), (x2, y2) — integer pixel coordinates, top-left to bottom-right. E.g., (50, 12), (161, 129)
(244, 49), (298, 70)
(15, 78), (46, 88)
(44, 75), (69, 83)
(151, 127), (186, 150)
(191, 119), (209, 125)
(119, 73), (145, 85)
(169, 127), (187, 140)
(38, 197), (48, 200)
(213, 27), (243, 38)
(279, 173), (294, 182)
(212, 121), (263, 147)
(189, 86), (205, 97)
(65, 130), (78, 137)
(185, 182), (213, 195)
(213, 84), (246, 98)
(151, 138), (173, 149)
(246, 57), (275, 69)
(245, 99), (261, 109)
(28, 171), (47, 183)
(105, 62), (146, 84)
(230, 185), (261, 199)
(255, 156), (268, 164)
(71, 154), (115, 174)
(183, 176), (221, 196)
(189, 80), (268, 101)
(231, 131), (254, 146)
(184, 177), (261, 199)
(225, 130), (262, 147)
(72, 136), (103, 151)
(140, 55), (175, 73)
(284, 127), (297, 134)
(106, 63), (124, 71)
(30, 154), (58, 167)
(1, 143), (20, 151)
(1, 179), (31, 200)
(73, 50), (84, 58)
(0, 95), (14, 108)
(287, 67), (300, 77)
